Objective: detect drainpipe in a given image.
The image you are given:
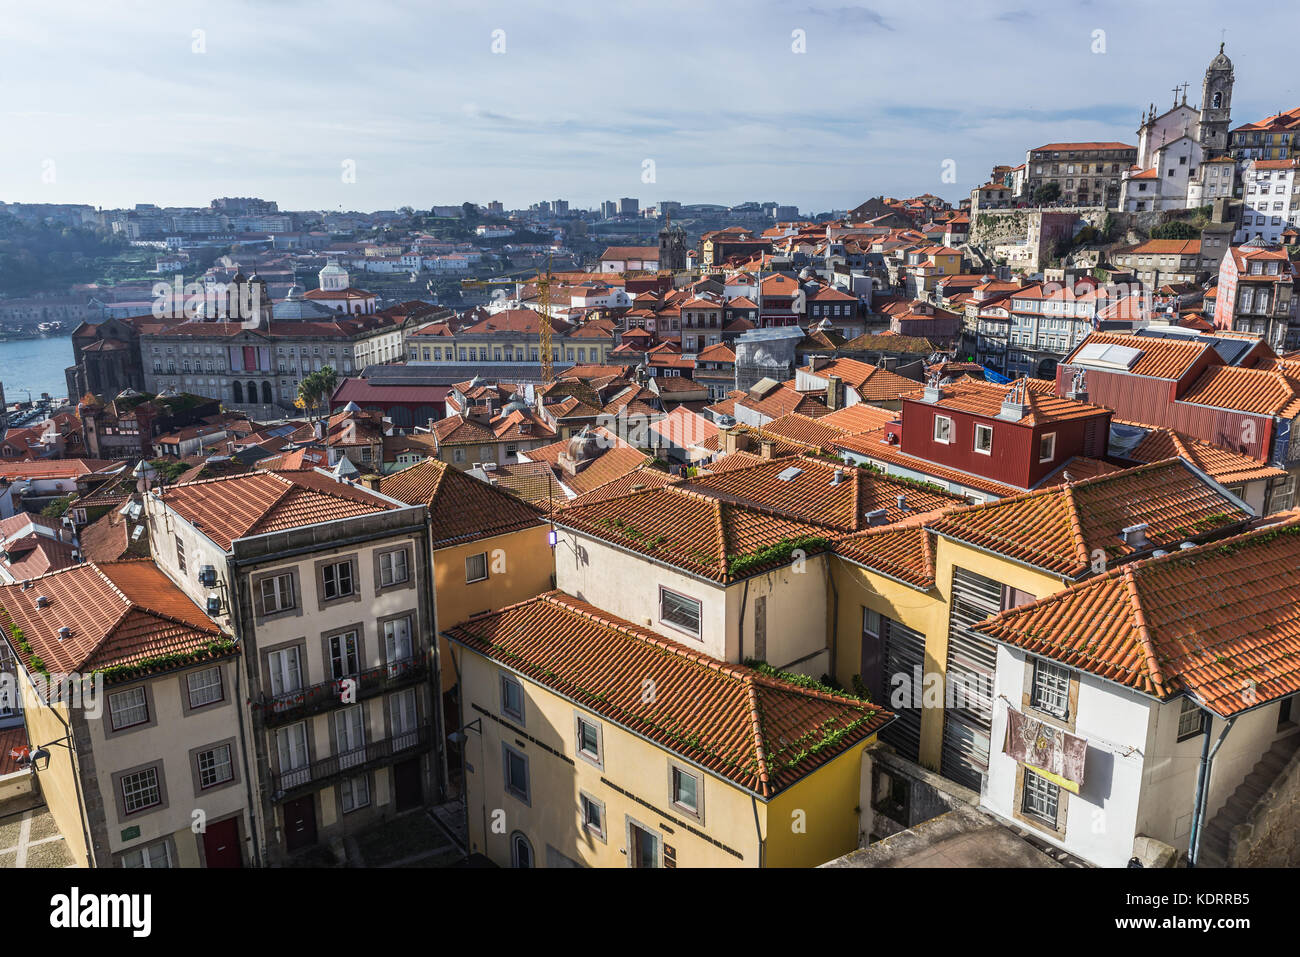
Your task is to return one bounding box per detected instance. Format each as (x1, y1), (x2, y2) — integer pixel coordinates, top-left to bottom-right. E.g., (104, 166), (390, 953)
(827, 564), (839, 686)
(227, 559), (263, 868)
(750, 794), (765, 869)
(1188, 714), (1234, 867)
(737, 579), (750, 663)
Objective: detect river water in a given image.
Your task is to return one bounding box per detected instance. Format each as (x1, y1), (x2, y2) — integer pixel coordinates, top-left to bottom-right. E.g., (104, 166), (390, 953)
(0, 336), (74, 405)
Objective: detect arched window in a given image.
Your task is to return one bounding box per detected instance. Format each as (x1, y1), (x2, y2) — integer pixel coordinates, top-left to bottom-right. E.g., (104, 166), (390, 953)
(233, 380), (244, 403)
(510, 832), (533, 868)
(247, 381), (258, 403)
(262, 381), (273, 404)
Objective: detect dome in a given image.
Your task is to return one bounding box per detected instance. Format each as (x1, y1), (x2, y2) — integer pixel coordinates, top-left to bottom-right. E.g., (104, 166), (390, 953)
(319, 260), (347, 276)
(566, 427), (601, 463)
(1208, 43), (1232, 71)
(286, 284), (305, 300)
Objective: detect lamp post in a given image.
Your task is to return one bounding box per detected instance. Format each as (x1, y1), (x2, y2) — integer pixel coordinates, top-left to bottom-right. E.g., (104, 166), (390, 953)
(446, 717), (482, 864)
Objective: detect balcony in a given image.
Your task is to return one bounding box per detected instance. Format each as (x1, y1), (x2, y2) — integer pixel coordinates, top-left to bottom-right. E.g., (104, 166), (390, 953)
(271, 725), (433, 801)
(254, 655), (428, 728)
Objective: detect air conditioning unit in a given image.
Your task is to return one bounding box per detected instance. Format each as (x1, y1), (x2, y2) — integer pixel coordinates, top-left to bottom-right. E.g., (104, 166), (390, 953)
(197, 565), (217, 586)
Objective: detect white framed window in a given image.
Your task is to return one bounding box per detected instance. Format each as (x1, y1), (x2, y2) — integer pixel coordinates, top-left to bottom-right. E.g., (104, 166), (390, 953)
(1030, 658), (1071, 718)
(973, 424), (993, 455)
(334, 705), (366, 769)
(321, 561), (354, 600)
(501, 673), (525, 723)
(1022, 768), (1060, 825)
(659, 588), (701, 637)
(276, 722), (310, 787)
(197, 744), (234, 789)
(109, 687), (149, 730)
(503, 743), (530, 804)
(186, 667), (224, 709)
(1177, 697), (1206, 741)
(862, 608), (881, 638)
(465, 552), (488, 583)
(670, 764), (701, 819)
(933, 415), (954, 444)
(576, 714), (602, 767)
(340, 774), (370, 813)
(258, 573), (295, 614)
(121, 841), (171, 868)
(391, 688), (419, 750)
(379, 549), (409, 586)
(267, 647), (303, 697)
(121, 767), (162, 814)
(1039, 432), (1057, 462)
(580, 792), (606, 841)
(328, 631), (360, 679)
(383, 617), (413, 675)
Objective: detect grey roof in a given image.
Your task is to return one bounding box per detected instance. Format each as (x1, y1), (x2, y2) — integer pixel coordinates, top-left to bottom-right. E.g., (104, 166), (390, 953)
(272, 297), (339, 320)
(359, 362), (575, 387)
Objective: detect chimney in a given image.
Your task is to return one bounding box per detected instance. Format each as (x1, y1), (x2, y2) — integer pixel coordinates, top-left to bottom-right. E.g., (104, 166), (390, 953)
(760, 439), (774, 460)
(998, 379), (1029, 421)
(1120, 523), (1149, 549)
(865, 508), (888, 526)
(826, 375), (843, 411)
(358, 474), (382, 491)
(897, 493), (907, 511)
(1066, 367), (1088, 403)
(809, 355), (830, 372)
(830, 467), (845, 486)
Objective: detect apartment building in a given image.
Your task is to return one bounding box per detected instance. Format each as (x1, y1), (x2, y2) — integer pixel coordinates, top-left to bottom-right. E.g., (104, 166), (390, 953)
(1213, 240), (1298, 349)
(0, 560), (252, 867)
(1023, 142), (1137, 208)
(143, 469), (441, 864)
(1237, 159), (1300, 244)
(443, 591), (893, 868)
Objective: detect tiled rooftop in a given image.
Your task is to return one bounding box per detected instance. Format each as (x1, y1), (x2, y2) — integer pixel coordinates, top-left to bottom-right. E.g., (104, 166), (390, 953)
(443, 591), (892, 797)
(158, 470), (396, 550)
(1120, 421), (1285, 485)
(378, 457), (543, 548)
(912, 376), (1110, 427)
(925, 459), (1253, 578)
(975, 517), (1300, 717)
(0, 560), (229, 678)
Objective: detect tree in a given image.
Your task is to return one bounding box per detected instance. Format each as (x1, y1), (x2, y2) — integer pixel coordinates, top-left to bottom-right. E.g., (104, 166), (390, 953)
(296, 366), (338, 421)
(1150, 220), (1200, 240)
(41, 495), (74, 519)
(1032, 182), (1061, 204)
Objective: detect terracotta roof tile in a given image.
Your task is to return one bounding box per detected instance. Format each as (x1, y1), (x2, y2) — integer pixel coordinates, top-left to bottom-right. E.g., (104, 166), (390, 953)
(1180, 365), (1300, 418)
(443, 591), (892, 796)
(1120, 421), (1285, 485)
(975, 518), (1300, 717)
(378, 457), (543, 548)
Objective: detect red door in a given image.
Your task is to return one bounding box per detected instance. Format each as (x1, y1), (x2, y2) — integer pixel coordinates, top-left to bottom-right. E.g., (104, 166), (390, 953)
(202, 817), (243, 868)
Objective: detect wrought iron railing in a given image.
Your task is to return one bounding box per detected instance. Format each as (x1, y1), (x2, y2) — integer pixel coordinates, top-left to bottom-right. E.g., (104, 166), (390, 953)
(272, 725), (432, 800)
(255, 655), (427, 727)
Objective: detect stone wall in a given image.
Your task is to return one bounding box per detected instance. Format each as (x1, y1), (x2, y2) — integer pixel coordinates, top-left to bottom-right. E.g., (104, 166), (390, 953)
(1229, 739), (1300, 867)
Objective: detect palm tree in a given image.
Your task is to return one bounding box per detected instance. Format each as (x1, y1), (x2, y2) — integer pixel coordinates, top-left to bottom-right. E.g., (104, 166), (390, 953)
(296, 365), (339, 422)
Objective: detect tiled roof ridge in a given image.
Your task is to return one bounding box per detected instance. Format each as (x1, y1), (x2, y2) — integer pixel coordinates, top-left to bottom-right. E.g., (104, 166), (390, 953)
(1059, 483), (1091, 571)
(743, 679), (773, 795)
(1121, 564), (1168, 696)
(712, 498), (730, 573)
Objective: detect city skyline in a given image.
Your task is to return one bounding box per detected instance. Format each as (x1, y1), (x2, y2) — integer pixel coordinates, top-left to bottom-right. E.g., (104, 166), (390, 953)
(1, 1), (1284, 212)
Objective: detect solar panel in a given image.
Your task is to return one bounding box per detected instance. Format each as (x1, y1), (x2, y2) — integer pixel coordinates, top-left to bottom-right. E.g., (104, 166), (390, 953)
(776, 466), (803, 482)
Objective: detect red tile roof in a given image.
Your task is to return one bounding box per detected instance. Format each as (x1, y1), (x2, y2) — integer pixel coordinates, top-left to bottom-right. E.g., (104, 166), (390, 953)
(975, 517), (1300, 717)
(1120, 421), (1285, 485)
(0, 560), (230, 679)
(1064, 332), (1210, 380)
(801, 359), (919, 402)
(925, 459), (1252, 577)
(378, 457), (543, 548)
(443, 591), (892, 797)
(158, 470), (396, 550)
(914, 376), (1110, 426)
(1179, 365), (1300, 418)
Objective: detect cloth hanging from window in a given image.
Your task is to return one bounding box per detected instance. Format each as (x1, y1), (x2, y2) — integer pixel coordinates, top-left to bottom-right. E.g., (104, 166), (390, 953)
(1004, 706), (1087, 793)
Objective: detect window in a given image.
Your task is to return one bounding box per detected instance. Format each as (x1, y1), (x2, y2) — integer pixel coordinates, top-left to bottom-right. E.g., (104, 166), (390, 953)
(1022, 769), (1060, 825)
(503, 743), (530, 804)
(576, 715), (602, 767)
(175, 536), (186, 574)
(1177, 697), (1206, 741)
(465, 552), (488, 583)
(186, 667), (224, 709)
(659, 588), (701, 637)
(973, 424), (993, 455)
(391, 688), (419, 750)
(258, 573), (295, 615)
(267, 647), (303, 697)
(321, 561), (354, 601)
(933, 415), (954, 444)
(196, 744), (234, 789)
(379, 549), (409, 587)
(501, 674), (525, 723)
(510, 831), (533, 868)
(1030, 658), (1071, 718)
(1039, 432), (1057, 463)
(121, 767), (162, 814)
(340, 775), (370, 813)
(277, 722), (310, 787)
(580, 792), (606, 840)
(671, 764), (700, 817)
(121, 841), (171, 868)
(382, 616), (413, 677)
(334, 706), (366, 768)
(109, 687), (149, 730)
(328, 631), (359, 679)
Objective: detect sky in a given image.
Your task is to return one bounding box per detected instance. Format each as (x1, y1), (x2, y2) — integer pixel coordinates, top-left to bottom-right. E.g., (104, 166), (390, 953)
(1, 0), (1296, 214)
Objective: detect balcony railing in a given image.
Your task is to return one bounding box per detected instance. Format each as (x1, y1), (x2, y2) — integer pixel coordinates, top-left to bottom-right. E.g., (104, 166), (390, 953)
(271, 725), (433, 801)
(254, 655), (427, 727)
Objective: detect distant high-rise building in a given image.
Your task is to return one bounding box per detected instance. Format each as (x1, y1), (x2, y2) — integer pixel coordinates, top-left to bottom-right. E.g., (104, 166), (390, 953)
(619, 197), (639, 216)
(553, 199), (569, 215)
(600, 201), (618, 219)
(659, 201), (682, 219)
(487, 200), (504, 214)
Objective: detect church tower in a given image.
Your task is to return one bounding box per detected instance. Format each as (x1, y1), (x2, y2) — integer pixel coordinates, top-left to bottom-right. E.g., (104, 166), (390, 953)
(658, 217), (687, 271)
(1199, 43), (1234, 157)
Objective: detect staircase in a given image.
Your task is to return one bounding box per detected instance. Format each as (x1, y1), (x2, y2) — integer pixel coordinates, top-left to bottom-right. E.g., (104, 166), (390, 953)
(1198, 729), (1300, 867)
